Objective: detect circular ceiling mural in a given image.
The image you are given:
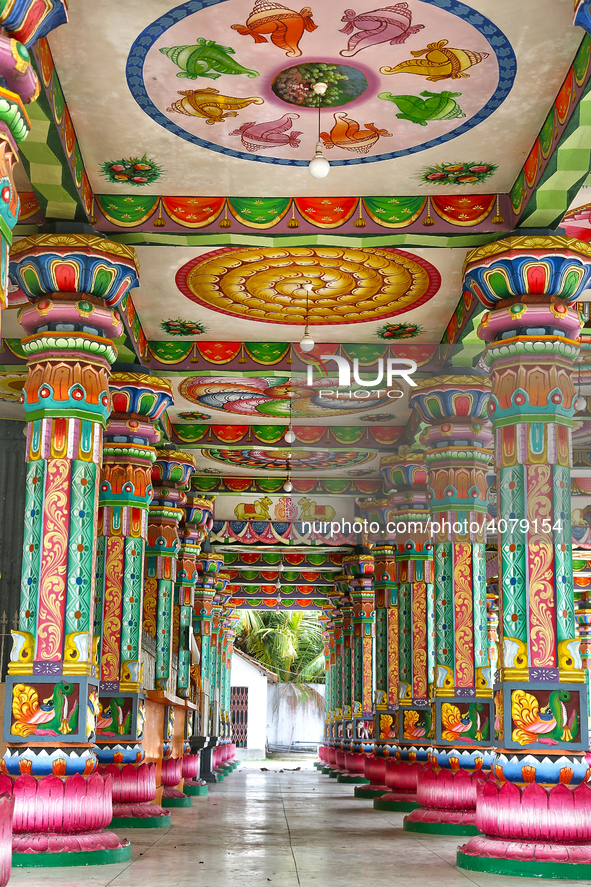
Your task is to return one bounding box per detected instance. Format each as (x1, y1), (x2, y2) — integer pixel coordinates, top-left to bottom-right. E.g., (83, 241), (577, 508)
(177, 375), (399, 417)
(176, 246), (440, 325)
(126, 0), (516, 167)
(201, 448), (374, 470)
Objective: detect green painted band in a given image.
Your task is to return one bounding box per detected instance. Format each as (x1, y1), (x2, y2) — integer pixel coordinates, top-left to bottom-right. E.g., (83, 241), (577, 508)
(336, 775), (370, 784)
(457, 851), (591, 880)
(353, 787), (390, 799)
(184, 784), (208, 795)
(110, 815), (171, 828)
(403, 821), (480, 836)
(373, 798), (421, 812)
(162, 797), (193, 807)
(12, 844), (131, 868)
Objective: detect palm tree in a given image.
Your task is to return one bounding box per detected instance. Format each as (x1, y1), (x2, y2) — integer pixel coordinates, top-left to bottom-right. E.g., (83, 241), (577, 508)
(236, 610), (325, 684)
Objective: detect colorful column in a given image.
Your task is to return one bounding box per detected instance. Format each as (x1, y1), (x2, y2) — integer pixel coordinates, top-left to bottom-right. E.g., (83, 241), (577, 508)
(4, 234), (139, 865)
(457, 236), (591, 879)
(0, 3), (61, 339)
(95, 373), (174, 827)
(403, 376), (493, 835)
(372, 544), (398, 755)
(190, 550), (224, 781)
(380, 454), (435, 761)
(144, 449), (195, 808)
(176, 495), (214, 699)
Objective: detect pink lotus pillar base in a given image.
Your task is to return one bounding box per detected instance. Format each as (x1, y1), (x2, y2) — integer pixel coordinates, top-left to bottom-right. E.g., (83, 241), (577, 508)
(336, 752), (369, 784)
(100, 762), (170, 825)
(0, 792), (13, 886)
(161, 758), (192, 807)
(354, 756), (389, 798)
(403, 766), (488, 835)
(0, 773), (131, 866)
(373, 759), (422, 811)
(458, 780), (591, 879)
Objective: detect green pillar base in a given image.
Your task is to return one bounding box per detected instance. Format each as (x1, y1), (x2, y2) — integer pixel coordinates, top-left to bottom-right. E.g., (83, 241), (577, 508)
(230, 761), (239, 769)
(111, 815), (171, 828)
(313, 762), (323, 769)
(219, 765), (233, 772)
(320, 767), (333, 775)
(162, 796), (193, 808)
(184, 784), (208, 796)
(403, 820), (479, 836)
(12, 844), (131, 868)
(353, 786), (389, 799)
(328, 770), (339, 778)
(213, 771), (225, 780)
(373, 797), (420, 812)
(457, 852), (591, 880)
(336, 774), (370, 784)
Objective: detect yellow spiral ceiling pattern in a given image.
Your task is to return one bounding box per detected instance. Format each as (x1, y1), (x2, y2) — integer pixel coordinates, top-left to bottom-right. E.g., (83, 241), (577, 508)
(177, 246), (439, 325)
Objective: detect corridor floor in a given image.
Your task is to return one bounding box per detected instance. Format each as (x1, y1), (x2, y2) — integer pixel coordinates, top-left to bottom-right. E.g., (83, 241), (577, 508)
(8, 763), (591, 887)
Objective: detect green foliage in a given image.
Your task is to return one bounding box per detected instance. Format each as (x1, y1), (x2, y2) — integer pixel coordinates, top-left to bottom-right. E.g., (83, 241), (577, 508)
(236, 610), (325, 684)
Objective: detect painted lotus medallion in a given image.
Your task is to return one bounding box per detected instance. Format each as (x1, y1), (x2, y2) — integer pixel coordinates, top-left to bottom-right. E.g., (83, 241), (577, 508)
(176, 246), (440, 325)
(127, 0), (516, 167)
(201, 448), (374, 470)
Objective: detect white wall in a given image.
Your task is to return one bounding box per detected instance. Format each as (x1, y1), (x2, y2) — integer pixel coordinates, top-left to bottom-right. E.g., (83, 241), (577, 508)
(267, 683), (325, 749)
(231, 651), (268, 759)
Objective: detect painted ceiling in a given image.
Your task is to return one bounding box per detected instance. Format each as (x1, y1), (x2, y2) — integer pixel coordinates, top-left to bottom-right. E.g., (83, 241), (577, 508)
(2, 0), (591, 517)
(45, 0), (580, 197)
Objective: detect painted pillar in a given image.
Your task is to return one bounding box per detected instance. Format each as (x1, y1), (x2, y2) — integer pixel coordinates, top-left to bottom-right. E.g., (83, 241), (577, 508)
(372, 544), (398, 754)
(4, 234), (139, 865)
(95, 373), (174, 827)
(331, 602), (344, 747)
(176, 496), (214, 699)
(343, 553), (375, 753)
(144, 449), (195, 808)
(457, 236), (591, 879)
(189, 551), (224, 781)
(403, 376), (493, 834)
(380, 454), (435, 763)
(0, 3), (63, 341)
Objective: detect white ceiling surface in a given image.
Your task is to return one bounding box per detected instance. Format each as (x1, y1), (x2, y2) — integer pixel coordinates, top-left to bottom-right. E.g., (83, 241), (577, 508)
(123, 244), (466, 343)
(46, 0), (582, 197)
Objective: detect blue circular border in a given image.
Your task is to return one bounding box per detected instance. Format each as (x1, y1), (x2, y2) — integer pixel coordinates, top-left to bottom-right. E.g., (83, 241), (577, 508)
(126, 0), (517, 167)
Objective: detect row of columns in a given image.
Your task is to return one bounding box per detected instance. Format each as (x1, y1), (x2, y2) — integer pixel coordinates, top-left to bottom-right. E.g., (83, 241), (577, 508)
(1, 235), (238, 866)
(318, 236), (591, 880)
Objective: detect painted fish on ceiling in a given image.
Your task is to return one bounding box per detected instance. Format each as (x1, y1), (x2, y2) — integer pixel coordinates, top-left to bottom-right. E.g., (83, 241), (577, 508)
(380, 39), (489, 81)
(378, 89), (465, 125)
(167, 88), (264, 124)
(339, 4), (424, 57)
(230, 114), (303, 151)
(320, 112), (392, 153)
(232, 0), (317, 58)
(159, 38), (260, 81)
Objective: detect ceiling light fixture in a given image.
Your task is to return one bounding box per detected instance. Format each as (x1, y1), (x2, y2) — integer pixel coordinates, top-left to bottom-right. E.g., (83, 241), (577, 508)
(308, 82), (329, 180)
(299, 281), (315, 352)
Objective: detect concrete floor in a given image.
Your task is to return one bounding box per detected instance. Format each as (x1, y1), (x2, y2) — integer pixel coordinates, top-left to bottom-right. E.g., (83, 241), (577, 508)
(8, 761), (591, 887)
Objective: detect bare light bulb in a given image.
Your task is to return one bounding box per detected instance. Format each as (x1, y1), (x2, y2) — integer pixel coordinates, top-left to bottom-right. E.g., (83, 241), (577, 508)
(284, 427), (296, 444)
(575, 394), (587, 411)
(300, 326), (315, 351)
(284, 478), (293, 492)
(308, 142), (330, 179)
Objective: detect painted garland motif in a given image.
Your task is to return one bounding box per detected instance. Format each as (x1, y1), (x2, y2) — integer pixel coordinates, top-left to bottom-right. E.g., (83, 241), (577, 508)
(176, 245), (440, 325)
(100, 155), (163, 186)
(126, 0), (516, 168)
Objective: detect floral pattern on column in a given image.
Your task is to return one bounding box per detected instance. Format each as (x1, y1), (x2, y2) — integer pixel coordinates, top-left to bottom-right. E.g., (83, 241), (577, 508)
(5, 234), (139, 864)
(456, 236), (591, 877)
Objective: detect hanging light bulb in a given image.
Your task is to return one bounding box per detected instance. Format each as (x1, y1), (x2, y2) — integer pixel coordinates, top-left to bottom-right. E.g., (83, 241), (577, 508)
(309, 142), (330, 179)
(299, 280), (314, 351)
(284, 476), (293, 492)
(309, 82), (329, 179)
(299, 326), (315, 351)
(284, 426), (296, 444)
(575, 394), (587, 411)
